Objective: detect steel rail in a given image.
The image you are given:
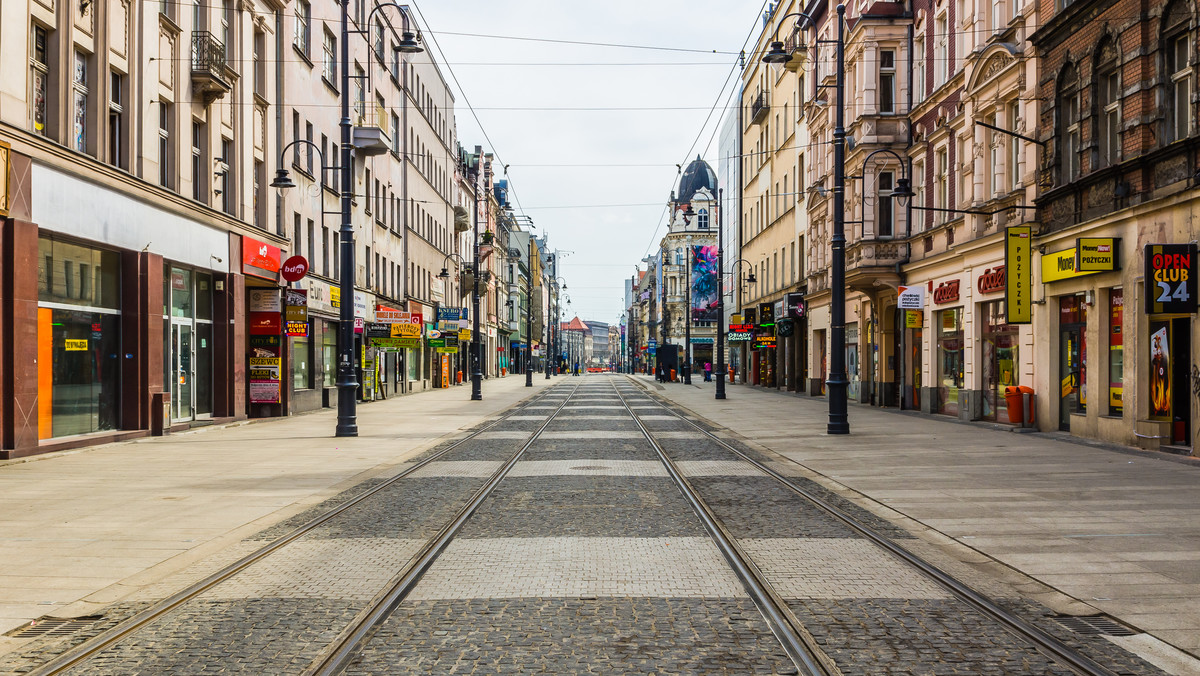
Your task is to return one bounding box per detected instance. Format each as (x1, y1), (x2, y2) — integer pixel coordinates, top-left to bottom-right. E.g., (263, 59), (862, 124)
(624, 375), (1120, 676)
(308, 379), (585, 675)
(29, 388), (563, 676)
(610, 378), (838, 676)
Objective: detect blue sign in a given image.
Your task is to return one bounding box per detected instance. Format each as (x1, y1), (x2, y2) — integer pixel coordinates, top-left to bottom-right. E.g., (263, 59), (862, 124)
(437, 308), (469, 321)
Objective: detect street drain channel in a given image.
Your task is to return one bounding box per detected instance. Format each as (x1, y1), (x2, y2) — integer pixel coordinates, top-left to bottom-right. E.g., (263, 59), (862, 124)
(1050, 614), (1138, 637)
(5, 615), (104, 638)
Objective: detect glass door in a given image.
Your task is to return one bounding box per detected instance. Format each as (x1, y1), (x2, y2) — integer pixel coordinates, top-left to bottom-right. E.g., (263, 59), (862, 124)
(172, 322), (194, 421)
(1059, 326), (1082, 430)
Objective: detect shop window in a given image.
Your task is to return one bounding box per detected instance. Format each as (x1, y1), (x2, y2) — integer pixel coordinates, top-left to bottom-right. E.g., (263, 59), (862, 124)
(322, 322), (337, 388)
(937, 308), (964, 416)
(981, 301), (1018, 421)
(1108, 288), (1123, 415)
(293, 327), (311, 390)
(1058, 295), (1087, 429)
(38, 238), (120, 309)
(31, 24), (51, 137)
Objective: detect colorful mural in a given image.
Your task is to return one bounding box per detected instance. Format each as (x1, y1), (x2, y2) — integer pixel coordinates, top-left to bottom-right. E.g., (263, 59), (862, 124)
(691, 245), (718, 322)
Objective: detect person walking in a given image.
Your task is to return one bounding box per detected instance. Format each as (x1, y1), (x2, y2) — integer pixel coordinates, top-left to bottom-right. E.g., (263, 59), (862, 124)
(704, 361), (712, 382)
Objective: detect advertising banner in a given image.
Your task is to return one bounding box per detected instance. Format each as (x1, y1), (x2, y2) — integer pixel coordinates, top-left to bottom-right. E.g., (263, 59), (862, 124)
(391, 322), (421, 339)
(691, 245), (718, 322)
(897, 285), (925, 310)
(785, 292), (806, 319)
(727, 323), (753, 342)
(243, 237), (282, 281)
(1076, 237), (1120, 272)
(1042, 247), (1099, 283)
(1145, 243), (1197, 314)
(1005, 226), (1033, 324)
(250, 381), (281, 404)
(285, 321), (309, 337)
(249, 313), (281, 335)
(372, 337), (420, 350)
(249, 289), (281, 313)
(905, 310), (924, 328)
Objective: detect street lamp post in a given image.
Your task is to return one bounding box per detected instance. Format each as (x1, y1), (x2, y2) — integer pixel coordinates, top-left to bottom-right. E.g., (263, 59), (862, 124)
(471, 156), (483, 400)
(716, 188), (726, 399)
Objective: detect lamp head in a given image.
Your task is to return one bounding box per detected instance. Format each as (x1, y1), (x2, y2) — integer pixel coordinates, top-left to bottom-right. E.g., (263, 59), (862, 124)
(396, 31), (423, 54)
(892, 176), (915, 206)
(762, 41), (791, 64)
(746, 272), (758, 284)
(270, 168), (296, 190)
(437, 267), (449, 279)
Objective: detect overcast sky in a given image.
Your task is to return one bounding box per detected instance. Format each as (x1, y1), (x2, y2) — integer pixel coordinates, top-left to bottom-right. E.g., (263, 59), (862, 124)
(415, 0), (767, 328)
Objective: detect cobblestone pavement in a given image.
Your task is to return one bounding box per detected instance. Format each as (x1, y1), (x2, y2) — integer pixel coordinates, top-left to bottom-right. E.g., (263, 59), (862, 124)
(1, 377), (1175, 674)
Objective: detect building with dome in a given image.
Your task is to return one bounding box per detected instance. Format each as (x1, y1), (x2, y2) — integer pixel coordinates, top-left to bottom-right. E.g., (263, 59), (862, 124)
(656, 156), (719, 380)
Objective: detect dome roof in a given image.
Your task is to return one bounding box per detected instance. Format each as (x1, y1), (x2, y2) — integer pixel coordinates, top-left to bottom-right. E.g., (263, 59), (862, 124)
(677, 155), (717, 202)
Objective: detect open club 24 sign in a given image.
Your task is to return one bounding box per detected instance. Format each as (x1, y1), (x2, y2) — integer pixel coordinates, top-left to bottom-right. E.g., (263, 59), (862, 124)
(1145, 243), (1197, 314)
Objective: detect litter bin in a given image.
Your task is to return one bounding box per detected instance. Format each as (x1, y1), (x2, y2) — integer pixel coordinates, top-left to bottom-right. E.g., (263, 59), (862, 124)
(1004, 386), (1024, 424)
(670, 368), (677, 382)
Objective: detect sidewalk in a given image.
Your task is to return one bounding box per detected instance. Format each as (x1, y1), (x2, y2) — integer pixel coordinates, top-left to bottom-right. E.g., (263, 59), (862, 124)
(0, 375), (552, 654)
(642, 375), (1200, 665)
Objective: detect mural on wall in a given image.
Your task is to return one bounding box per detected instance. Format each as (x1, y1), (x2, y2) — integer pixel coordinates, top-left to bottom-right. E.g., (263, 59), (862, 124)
(691, 245), (718, 322)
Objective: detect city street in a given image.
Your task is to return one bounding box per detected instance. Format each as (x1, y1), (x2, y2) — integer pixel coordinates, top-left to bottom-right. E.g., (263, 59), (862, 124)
(0, 375), (1196, 674)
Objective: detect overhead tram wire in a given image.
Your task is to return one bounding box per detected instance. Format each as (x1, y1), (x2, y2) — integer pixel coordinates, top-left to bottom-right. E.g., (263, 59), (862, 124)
(641, 0), (771, 259)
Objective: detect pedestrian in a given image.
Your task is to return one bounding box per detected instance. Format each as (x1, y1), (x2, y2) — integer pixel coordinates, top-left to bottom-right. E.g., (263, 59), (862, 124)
(704, 361), (712, 382)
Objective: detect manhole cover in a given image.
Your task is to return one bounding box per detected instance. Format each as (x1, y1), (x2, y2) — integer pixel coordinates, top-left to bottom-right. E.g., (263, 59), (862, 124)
(1050, 614), (1138, 636)
(571, 465), (611, 471)
(5, 615), (104, 638)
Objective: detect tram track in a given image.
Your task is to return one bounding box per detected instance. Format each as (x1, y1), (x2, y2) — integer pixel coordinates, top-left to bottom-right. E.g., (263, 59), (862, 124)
(620, 374), (1122, 676)
(26, 383), (579, 676)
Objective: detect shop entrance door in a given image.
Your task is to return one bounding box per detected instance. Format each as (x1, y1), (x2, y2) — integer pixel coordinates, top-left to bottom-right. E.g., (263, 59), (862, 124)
(1170, 318), (1192, 445)
(1059, 325), (1083, 431)
(172, 322), (194, 421)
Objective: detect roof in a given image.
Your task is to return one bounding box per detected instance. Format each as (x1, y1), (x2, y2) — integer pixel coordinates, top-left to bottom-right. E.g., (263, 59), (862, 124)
(563, 317), (590, 332)
(677, 155), (717, 202)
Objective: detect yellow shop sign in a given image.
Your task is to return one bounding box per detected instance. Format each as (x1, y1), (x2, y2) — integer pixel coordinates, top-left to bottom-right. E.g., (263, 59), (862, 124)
(1042, 248), (1100, 283)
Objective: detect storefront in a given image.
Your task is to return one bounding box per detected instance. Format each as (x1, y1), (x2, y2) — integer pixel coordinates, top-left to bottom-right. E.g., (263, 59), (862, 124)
(936, 306), (964, 417)
(36, 236), (123, 439)
(164, 265), (215, 423)
(1144, 243), (1194, 447)
(980, 300), (1018, 421)
(244, 236), (284, 418)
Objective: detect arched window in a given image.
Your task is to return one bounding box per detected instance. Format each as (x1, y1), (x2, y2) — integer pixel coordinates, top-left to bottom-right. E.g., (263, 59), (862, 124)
(1164, 0), (1194, 143)
(1095, 38), (1121, 168)
(697, 209), (709, 229)
(1057, 64), (1080, 183)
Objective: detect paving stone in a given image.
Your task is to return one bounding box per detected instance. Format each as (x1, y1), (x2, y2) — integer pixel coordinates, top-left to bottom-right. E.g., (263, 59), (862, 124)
(409, 537), (746, 599)
(345, 598), (794, 675)
(740, 538), (952, 599)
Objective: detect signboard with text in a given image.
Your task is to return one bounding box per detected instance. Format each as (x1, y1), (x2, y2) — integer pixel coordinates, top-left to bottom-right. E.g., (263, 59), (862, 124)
(1145, 243), (1197, 314)
(1076, 237), (1120, 272)
(1005, 225), (1032, 324)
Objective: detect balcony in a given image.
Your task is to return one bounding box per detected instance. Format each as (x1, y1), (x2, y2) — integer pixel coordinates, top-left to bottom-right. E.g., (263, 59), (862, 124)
(749, 92), (769, 125)
(191, 32), (231, 104)
(845, 238), (906, 292)
(782, 27), (807, 72)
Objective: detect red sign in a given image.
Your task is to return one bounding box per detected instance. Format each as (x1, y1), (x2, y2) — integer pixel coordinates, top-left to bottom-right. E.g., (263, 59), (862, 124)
(281, 255), (309, 282)
(933, 279), (961, 304)
(243, 236), (282, 280)
(354, 317), (365, 334)
(728, 323), (754, 332)
(249, 312), (281, 335)
(977, 266), (1006, 294)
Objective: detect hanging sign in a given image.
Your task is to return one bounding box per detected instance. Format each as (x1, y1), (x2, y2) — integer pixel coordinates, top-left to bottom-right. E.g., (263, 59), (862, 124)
(757, 303), (775, 326)
(285, 321), (309, 337)
(1005, 225), (1032, 324)
(249, 289), (282, 313)
(905, 310), (924, 328)
(249, 313), (281, 335)
(1076, 238), (1120, 272)
(897, 285), (925, 309)
(353, 317), (365, 333)
(1042, 247), (1100, 283)
(281, 255), (310, 282)
(1144, 243), (1197, 314)
(786, 292), (806, 318)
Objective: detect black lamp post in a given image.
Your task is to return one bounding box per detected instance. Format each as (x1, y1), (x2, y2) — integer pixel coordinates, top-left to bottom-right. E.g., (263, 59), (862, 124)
(470, 154), (483, 401)
(271, 1), (423, 437)
(716, 188), (726, 399)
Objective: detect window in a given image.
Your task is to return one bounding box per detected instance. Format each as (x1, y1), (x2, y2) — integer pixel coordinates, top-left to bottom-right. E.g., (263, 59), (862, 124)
(880, 50), (895, 113)
(878, 171), (894, 236)
(1058, 65), (1080, 182)
(192, 121), (206, 203)
(935, 148), (948, 224)
(914, 159), (925, 229)
(365, 246), (371, 287)
(220, 0), (232, 53)
(106, 71), (125, 169)
(391, 112), (400, 154)
(293, 214), (302, 259)
(73, 50), (89, 154)
(374, 19), (385, 62)
(353, 65), (365, 123)
(1096, 40), (1121, 167)
(322, 225), (330, 276)
(698, 208), (709, 229)
(159, 102), (173, 189)
(294, 0), (310, 57)
(934, 14), (948, 87)
(253, 160), (264, 227)
(985, 113), (997, 198)
(913, 36), (925, 103)
(1168, 32), (1193, 142)
(322, 28), (337, 82)
(305, 121), (314, 175)
(992, 0), (1004, 31)
(254, 31), (265, 97)
(292, 110), (300, 167)
(220, 138), (232, 214)
(293, 332), (311, 389)
(1007, 100), (1021, 189)
(30, 24), (49, 137)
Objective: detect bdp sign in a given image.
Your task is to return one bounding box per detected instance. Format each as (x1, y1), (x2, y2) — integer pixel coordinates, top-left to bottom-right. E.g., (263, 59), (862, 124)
(1145, 243), (1197, 314)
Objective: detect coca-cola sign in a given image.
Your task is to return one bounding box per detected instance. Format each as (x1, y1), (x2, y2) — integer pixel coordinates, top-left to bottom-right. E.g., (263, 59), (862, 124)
(281, 255), (309, 282)
(977, 266), (1006, 294)
(933, 279), (961, 304)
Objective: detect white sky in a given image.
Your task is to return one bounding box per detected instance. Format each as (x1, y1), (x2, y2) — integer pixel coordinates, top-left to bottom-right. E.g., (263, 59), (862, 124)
(415, 0), (767, 327)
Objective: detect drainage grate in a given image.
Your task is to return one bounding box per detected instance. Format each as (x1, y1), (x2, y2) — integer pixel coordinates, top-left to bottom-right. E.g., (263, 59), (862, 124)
(4, 615), (103, 638)
(1051, 614), (1138, 637)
